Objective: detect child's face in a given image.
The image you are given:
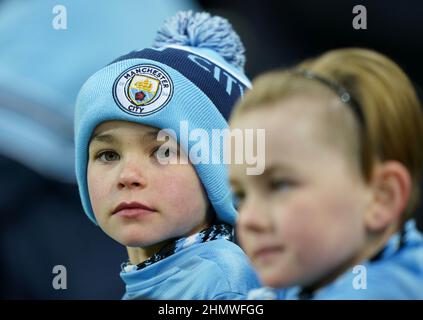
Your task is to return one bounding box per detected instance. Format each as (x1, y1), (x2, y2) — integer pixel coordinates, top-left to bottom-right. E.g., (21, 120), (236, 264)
(87, 121), (209, 247)
(230, 96), (372, 289)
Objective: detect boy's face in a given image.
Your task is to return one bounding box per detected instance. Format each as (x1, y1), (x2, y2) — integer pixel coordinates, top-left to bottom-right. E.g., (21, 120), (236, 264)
(87, 121), (209, 247)
(230, 96), (372, 289)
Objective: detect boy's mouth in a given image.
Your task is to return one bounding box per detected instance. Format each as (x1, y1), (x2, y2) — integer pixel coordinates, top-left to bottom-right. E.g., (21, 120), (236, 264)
(112, 201), (156, 218)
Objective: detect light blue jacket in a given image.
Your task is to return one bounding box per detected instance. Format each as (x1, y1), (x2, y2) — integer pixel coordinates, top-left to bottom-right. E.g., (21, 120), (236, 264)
(121, 239), (260, 300)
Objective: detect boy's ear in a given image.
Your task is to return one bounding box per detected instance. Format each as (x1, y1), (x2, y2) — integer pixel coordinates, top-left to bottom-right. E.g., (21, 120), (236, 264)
(365, 161), (411, 232)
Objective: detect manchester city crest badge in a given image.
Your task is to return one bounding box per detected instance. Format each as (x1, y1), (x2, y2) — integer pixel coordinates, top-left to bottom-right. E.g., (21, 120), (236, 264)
(113, 64), (173, 116)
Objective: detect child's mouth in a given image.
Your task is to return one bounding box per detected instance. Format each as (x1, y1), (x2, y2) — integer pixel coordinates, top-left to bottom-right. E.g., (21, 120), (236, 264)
(112, 201), (156, 218)
(253, 245), (284, 263)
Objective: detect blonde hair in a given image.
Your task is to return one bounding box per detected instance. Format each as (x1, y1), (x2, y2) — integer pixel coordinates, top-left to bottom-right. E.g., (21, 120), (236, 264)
(231, 48), (423, 218)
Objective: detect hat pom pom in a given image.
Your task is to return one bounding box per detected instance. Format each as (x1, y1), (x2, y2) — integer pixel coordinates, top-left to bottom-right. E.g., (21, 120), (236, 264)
(153, 10), (246, 70)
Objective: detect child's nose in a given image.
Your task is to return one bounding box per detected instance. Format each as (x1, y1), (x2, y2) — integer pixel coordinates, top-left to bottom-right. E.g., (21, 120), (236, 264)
(237, 198), (272, 233)
(117, 160), (147, 190)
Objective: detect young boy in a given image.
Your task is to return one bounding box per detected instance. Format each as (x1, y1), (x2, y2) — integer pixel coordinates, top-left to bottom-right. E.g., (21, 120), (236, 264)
(74, 11), (259, 299)
(229, 48), (423, 299)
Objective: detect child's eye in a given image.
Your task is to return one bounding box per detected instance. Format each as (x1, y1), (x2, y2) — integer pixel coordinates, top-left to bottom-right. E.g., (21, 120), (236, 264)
(269, 179), (295, 192)
(152, 145), (177, 162)
(97, 150), (120, 162)
(232, 191), (245, 209)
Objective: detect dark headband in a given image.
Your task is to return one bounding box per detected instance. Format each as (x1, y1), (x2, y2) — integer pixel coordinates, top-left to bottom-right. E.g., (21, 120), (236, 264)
(294, 69), (365, 127)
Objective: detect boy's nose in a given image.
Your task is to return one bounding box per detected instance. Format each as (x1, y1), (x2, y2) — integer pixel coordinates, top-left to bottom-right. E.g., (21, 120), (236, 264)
(117, 161), (147, 190)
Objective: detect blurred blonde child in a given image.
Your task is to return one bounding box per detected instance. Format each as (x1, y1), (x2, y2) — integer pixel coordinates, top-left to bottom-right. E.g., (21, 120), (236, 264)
(229, 48), (423, 299)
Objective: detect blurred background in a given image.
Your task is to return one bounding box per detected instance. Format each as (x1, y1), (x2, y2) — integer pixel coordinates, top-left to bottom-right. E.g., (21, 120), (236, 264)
(0, 0), (422, 299)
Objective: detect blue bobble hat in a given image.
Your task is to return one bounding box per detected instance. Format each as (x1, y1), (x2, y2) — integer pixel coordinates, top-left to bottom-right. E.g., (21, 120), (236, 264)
(75, 11), (251, 226)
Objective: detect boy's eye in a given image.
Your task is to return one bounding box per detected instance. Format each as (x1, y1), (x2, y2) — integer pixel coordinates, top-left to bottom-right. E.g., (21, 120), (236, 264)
(97, 150), (120, 162)
(152, 145), (177, 162)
